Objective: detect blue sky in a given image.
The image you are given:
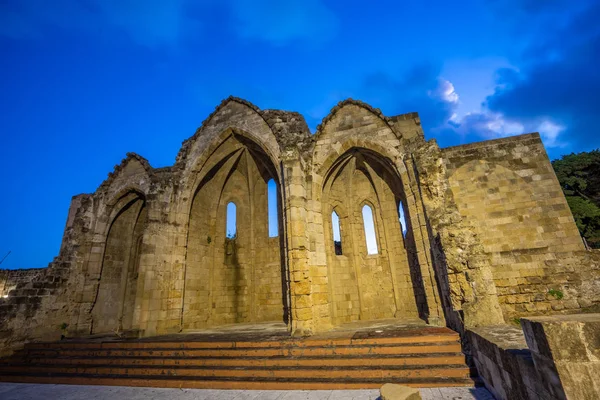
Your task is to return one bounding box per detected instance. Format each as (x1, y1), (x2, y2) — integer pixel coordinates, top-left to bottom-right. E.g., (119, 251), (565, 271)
(1, 0), (599, 269)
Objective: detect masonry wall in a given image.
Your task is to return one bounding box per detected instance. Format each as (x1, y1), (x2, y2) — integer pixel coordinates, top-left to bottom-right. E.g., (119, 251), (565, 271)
(321, 149), (418, 325)
(308, 104), (442, 333)
(0, 193), (94, 357)
(2, 97), (595, 358)
(0, 268), (45, 298)
(91, 197), (146, 334)
(469, 312), (600, 400)
(444, 133), (599, 319)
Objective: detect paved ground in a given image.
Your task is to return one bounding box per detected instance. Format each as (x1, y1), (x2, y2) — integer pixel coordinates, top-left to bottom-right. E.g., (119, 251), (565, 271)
(0, 383), (495, 399)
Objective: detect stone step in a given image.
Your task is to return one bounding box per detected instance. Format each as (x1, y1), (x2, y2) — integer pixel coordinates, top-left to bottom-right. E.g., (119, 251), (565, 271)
(8, 354), (467, 368)
(0, 328), (474, 389)
(0, 374), (475, 389)
(22, 331), (459, 350)
(0, 364), (471, 379)
(14, 343), (463, 359)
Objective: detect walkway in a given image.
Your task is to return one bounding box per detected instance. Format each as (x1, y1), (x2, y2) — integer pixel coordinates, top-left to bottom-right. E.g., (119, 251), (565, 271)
(0, 383), (495, 399)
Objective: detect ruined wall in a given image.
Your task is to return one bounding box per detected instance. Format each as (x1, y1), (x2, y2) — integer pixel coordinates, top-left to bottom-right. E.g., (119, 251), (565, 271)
(321, 149), (418, 325)
(444, 133), (582, 254)
(306, 101), (443, 333)
(0, 268), (45, 298)
(91, 197), (146, 334)
(182, 136), (284, 329)
(443, 133), (599, 319)
(469, 313), (600, 400)
(413, 139), (505, 330)
(2, 97), (593, 357)
(0, 193), (94, 356)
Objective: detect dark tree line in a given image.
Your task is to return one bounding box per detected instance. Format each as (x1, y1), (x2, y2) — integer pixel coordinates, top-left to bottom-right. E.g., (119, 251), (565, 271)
(552, 149), (600, 249)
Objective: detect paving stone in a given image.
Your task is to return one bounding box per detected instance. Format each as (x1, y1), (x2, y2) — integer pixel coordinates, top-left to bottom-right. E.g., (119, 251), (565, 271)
(0, 384), (498, 400)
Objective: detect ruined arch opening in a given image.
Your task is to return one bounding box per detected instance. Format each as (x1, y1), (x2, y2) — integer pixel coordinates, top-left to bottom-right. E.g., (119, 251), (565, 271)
(182, 132), (287, 329)
(332, 210), (343, 255)
(91, 191), (147, 334)
(361, 204), (379, 255)
(322, 148), (422, 325)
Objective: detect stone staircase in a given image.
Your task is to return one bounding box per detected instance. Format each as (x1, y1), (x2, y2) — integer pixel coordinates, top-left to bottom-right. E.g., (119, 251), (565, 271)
(0, 327), (475, 389)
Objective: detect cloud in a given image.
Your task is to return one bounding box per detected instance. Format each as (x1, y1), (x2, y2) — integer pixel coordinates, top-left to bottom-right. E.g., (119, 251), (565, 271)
(359, 64), (457, 133)
(430, 79), (459, 104)
(358, 63), (568, 150)
(229, 0), (338, 46)
(483, 0), (600, 153)
(444, 110), (565, 147)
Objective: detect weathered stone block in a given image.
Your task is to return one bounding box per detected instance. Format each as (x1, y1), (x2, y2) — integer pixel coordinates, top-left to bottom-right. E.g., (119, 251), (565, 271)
(380, 383), (421, 400)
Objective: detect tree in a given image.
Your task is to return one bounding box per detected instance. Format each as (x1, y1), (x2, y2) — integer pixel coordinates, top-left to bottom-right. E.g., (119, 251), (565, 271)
(552, 149), (600, 248)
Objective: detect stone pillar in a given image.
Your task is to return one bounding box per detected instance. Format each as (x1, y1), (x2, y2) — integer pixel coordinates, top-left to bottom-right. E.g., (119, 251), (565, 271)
(521, 314), (600, 400)
(282, 148), (314, 336)
(401, 156), (445, 326)
(135, 191), (182, 337)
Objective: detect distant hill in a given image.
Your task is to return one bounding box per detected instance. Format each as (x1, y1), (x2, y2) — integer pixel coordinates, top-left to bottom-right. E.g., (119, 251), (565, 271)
(552, 149), (600, 249)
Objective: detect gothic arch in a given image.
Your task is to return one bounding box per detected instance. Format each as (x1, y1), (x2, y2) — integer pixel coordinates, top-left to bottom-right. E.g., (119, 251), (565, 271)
(321, 148), (423, 325)
(176, 98), (281, 176)
(181, 132), (288, 330)
(90, 190), (147, 334)
(314, 99), (401, 140)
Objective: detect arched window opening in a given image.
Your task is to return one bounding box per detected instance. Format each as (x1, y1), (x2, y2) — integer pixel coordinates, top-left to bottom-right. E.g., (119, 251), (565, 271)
(332, 211), (343, 255)
(362, 205), (379, 255)
(226, 202), (237, 238)
(267, 179), (278, 237)
(398, 200), (408, 238)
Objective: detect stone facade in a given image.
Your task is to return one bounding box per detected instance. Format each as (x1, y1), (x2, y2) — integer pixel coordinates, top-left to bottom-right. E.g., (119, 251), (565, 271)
(1, 97), (599, 358)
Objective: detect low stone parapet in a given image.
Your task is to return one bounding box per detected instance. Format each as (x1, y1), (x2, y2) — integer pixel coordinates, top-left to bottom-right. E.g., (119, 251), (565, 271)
(468, 314), (600, 400)
(521, 314), (600, 400)
(467, 325), (552, 399)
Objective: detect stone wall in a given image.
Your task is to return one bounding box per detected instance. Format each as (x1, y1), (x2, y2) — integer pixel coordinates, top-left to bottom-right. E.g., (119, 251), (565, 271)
(0, 268), (45, 297)
(522, 314), (600, 399)
(0, 193), (93, 357)
(1, 97), (593, 359)
(468, 325), (556, 399)
(182, 132), (284, 329)
(443, 133), (599, 320)
(307, 101), (446, 332)
(414, 139), (504, 330)
(469, 314), (600, 400)
(444, 133), (583, 254)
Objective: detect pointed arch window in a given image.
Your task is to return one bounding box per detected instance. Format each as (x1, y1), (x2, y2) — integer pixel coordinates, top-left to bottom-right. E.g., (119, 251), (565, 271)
(268, 179), (278, 237)
(332, 211), (342, 255)
(226, 202), (237, 238)
(398, 200), (408, 238)
(362, 205), (378, 255)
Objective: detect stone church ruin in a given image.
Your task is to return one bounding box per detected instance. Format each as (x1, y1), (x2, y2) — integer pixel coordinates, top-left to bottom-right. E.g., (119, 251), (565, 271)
(1, 97), (599, 398)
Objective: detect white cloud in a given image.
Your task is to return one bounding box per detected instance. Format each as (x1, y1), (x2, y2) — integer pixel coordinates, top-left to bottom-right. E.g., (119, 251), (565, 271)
(484, 114), (524, 137)
(429, 79), (459, 104)
(427, 75), (567, 148)
(536, 120), (565, 147)
(440, 80), (459, 103)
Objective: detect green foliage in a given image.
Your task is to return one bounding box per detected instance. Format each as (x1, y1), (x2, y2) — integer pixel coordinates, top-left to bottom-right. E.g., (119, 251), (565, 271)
(60, 322), (68, 331)
(552, 149), (600, 248)
(511, 317), (522, 325)
(548, 288), (564, 300)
